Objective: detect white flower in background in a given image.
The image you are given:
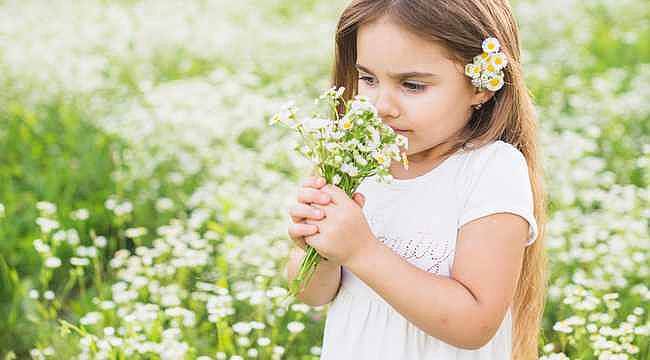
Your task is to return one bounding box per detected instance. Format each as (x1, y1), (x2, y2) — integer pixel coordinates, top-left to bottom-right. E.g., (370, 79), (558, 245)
(43, 291), (55, 300)
(36, 201), (57, 215)
(44, 257), (62, 268)
(114, 201), (133, 216)
(125, 227), (147, 238)
(257, 337), (271, 346)
(302, 117), (329, 131)
(273, 346), (285, 355)
(29, 289), (39, 299)
(232, 322), (252, 335)
(236, 336), (250, 347)
(156, 197), (174, 211)
(0, 203), (5, 218)
(286, 321), (305, 334)
(290, 303), (310, 313)
(79, 312), (101, 326)
(104, 197), (117, 210)
(70, 257), (90, 266)
(67, 229), (80, 246)
(540, 353), (569, 360)
(70, 208), (89, 220)
(552, 320), (573, 334)
(94, 235), (107, 248)
(36, 218), (59, 233)
(76, 246), (98, 258)
(33, 239), (50, 254)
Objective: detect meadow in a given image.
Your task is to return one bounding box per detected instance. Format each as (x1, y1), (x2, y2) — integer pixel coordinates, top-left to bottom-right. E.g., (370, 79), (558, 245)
(0, 0), (648, 359)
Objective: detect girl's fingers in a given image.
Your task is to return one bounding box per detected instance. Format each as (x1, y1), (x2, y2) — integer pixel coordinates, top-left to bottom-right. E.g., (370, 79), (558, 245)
(288, 223), (318, 239)
(287, 223), (318, 251)
(352, 192), (366, 208)
(289, 203), (325, 223)
(297, 187), (331, 205)
(301, 176), (326, 189)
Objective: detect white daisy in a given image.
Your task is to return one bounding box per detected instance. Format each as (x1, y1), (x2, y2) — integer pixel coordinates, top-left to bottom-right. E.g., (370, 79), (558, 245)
(482, 60), (499, 76)
(490, 52), (508, 70)
(482, 37), (501, 54)
(465, 63), (481, 79)
(332, 174), (341, 185)
(340, 116), (354, 130)
(485, 75), (505, 91)
(473, 51), (490, 66)
(341, 163), (359, 177)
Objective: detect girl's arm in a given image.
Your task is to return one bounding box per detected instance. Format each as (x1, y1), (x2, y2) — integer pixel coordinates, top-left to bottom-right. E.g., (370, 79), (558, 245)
(286, 247), (342, 306)
(345, 212), (527, 350)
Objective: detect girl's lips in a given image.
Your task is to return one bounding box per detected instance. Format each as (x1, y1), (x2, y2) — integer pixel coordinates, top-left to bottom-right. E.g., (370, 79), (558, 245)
(389, 126), (410, 132)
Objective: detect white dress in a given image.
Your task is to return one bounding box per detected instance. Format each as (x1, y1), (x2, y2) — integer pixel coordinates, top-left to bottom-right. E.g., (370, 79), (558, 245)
(320, 140), (538, 359)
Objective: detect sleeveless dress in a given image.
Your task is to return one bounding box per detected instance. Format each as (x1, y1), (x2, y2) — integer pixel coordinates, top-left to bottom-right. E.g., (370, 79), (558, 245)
(320, 140), (538, 359)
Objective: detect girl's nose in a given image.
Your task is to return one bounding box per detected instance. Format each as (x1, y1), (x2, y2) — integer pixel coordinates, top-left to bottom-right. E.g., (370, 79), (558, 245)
(374, 88), (400, 121)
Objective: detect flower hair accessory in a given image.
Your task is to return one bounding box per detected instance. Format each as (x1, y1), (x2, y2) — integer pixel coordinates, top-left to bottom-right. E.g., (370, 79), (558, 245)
(464, 37), (508, 92)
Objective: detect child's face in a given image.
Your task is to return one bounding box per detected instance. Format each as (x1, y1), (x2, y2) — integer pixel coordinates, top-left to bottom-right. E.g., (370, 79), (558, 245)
(356, 16), (490, 161)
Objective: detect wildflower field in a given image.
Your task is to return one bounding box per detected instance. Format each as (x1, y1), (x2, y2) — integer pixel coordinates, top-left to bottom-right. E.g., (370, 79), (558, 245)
(0, 0), (648, 359)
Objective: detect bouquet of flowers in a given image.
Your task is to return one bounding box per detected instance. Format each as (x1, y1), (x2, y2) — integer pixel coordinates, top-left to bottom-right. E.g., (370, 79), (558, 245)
(269, 86), (409, 298)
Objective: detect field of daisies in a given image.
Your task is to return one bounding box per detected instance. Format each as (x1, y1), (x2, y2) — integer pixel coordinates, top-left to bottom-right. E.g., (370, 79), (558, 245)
(0, 0), (648, 359)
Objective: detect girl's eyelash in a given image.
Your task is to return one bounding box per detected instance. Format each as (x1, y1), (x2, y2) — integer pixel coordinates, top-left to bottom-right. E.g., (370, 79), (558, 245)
(403, 82), (426, 92)
(358, 76), (427, 93)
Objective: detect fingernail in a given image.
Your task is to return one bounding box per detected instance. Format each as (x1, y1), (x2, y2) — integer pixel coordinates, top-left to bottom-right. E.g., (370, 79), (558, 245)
(314, 210), (322, 217)
(320, 195), (329, 202)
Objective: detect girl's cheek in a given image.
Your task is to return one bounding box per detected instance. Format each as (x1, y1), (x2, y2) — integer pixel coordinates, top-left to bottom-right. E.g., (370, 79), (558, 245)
(357, 81), (373, 97)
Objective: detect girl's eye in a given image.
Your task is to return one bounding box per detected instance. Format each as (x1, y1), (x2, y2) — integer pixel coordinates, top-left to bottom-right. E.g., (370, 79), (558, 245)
(403, 82), (426, 93)
(359, 76), (375, 85)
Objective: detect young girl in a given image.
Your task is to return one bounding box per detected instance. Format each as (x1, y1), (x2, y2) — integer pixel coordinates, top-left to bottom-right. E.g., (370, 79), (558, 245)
(286, 0), (547, 358)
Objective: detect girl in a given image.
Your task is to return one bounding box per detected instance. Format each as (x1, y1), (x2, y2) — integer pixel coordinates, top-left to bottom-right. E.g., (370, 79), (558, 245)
(286, 0), (547, 358)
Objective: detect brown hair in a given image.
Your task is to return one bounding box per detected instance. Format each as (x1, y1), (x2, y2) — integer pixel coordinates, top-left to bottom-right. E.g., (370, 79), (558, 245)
(331, 0), (548, 358)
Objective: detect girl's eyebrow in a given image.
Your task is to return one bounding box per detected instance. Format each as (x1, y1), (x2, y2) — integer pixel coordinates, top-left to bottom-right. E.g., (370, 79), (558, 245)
(355, 64), (438, 79)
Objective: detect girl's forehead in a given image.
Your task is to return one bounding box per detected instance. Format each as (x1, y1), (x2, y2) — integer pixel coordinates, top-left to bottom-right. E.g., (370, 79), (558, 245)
(357, 17), (453, 68)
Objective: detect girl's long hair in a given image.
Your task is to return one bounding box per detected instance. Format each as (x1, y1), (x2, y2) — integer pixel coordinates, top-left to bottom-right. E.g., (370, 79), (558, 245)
(331, 1), (548, 358)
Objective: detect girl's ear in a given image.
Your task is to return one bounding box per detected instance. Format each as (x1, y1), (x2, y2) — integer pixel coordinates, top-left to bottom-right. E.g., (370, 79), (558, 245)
(471, 88), (494, 107)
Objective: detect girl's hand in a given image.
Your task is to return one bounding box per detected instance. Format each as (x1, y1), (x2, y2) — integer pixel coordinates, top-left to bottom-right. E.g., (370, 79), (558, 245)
(304, 184), (371, 265)
(287, 176), (332, 251)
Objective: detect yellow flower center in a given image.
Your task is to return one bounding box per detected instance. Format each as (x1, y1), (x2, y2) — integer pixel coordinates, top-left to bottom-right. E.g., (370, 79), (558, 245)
(495, 57), (502, 65)
(343, 121), (352, 129)
(488, 43), (495, 50)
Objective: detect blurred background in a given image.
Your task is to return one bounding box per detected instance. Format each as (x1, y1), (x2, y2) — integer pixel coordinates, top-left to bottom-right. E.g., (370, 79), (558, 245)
(0, 0), (648, 359)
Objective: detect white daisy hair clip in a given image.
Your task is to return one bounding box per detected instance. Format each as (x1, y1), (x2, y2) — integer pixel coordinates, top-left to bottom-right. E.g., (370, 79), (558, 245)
(464, 37), (508, 92)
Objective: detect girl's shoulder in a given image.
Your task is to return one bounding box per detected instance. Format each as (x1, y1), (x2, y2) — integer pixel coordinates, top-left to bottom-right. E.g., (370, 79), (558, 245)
(460, 139), (528, 174)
